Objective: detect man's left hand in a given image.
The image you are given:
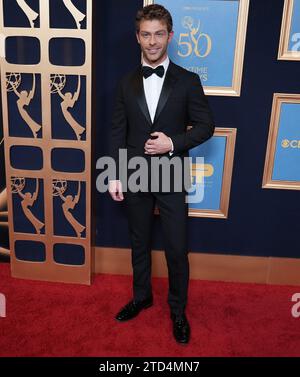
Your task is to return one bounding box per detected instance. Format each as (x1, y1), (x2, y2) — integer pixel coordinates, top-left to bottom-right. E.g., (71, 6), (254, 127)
(144, 132), (172, 155)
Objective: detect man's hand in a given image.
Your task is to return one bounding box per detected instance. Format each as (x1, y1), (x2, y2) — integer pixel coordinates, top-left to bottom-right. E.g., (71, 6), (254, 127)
(109, 180), (124, 201)
(144, 132), (173, 155)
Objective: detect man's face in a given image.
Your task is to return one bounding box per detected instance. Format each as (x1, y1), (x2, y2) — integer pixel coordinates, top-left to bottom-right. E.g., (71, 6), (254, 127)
(136, 19), (174, 66)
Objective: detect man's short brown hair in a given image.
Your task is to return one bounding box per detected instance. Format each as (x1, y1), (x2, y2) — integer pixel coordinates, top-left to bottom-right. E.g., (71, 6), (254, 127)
(136, 4), (173, 33)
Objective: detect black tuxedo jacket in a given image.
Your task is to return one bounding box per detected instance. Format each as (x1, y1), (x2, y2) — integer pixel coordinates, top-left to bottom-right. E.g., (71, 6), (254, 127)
(110, 60), (215, 192)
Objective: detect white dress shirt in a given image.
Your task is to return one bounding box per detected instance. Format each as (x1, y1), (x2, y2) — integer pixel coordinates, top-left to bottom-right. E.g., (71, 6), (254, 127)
(142, 56), (174, 154)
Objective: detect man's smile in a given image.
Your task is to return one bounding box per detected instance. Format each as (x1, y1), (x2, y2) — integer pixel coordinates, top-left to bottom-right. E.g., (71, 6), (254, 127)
(147, 47), (161, 54)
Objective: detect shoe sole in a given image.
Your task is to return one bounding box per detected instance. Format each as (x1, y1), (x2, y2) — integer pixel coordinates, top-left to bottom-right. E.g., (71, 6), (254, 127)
(115, 302), (153, 322)
(175, 339), (190, 345)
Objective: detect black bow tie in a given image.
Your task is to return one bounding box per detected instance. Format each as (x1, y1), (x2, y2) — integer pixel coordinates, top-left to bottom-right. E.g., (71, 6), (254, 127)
(142, 65), (165, 79)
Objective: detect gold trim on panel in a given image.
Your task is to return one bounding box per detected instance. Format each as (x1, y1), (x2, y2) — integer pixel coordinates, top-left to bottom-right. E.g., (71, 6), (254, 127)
(262, 93), (300, 191)
(94, 247), (300, 286)
(189, 128), (237, 219)
(278, 0), (300, 61)
(144, 0), (249, 97)
(153, 128), (237, 218)
(11, 257), (91, 285)
(0, 0), (93, 284)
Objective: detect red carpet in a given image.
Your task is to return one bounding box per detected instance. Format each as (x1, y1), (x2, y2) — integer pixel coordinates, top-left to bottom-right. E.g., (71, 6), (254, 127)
(0, 262), (299, 357)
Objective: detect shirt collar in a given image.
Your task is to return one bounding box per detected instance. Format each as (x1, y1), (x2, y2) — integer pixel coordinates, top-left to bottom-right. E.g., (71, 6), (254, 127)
(142, 56), (170, 75)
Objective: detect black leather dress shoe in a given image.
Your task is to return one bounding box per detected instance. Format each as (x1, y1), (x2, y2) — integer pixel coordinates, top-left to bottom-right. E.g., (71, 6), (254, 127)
(115, 297), (153, 322)
(171, 313), (190, 344)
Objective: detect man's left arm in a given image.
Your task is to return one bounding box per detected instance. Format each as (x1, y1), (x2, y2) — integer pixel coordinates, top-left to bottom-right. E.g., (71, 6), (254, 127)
(170, 74), (215, 154)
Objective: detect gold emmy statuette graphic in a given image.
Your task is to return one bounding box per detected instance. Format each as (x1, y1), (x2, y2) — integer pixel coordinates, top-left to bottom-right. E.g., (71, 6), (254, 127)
(16, 0), (39, 28)
(51, 75), (85, 140)
(11, 177), (45, 234)
(62, 0), (86, 29)
(53, 180), (85, 238)
(178, 16), (212, 58)
(50, 74), (66, 94)
(7, 73), (42, 138)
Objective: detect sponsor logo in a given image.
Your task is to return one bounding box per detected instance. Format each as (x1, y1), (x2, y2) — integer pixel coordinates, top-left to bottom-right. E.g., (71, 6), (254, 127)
(281, 139), (300, 149)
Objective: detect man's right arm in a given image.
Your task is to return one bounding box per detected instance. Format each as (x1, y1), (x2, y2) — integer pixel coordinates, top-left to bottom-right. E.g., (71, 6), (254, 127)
(109, 80), (127, 201)
(108, 180), (124, 201)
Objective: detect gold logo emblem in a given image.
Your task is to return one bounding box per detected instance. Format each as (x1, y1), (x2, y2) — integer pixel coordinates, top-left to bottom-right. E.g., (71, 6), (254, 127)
(281, 139), (290, 148)
(11, 178), (44, 234)
(178, 16), (212, 58)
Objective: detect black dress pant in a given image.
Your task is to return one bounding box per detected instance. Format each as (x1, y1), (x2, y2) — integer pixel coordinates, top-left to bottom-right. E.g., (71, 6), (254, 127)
(124, 190), (189, 316)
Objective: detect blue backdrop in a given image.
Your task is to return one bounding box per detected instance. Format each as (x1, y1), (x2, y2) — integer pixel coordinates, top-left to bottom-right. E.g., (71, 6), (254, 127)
(93, 0), (300, 259)
(1, 0), (299, 260)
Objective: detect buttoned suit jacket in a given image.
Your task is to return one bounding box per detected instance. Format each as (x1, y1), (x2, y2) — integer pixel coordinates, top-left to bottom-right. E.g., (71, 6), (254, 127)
(110, 60), (215, 192)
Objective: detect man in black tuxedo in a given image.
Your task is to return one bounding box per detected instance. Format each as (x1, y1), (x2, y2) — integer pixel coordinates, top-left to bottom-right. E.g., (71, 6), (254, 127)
(109, 4), (214, 344)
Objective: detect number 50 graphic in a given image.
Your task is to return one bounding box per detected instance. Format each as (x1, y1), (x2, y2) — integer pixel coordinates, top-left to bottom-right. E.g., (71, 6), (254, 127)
(177, 17), (212, 58)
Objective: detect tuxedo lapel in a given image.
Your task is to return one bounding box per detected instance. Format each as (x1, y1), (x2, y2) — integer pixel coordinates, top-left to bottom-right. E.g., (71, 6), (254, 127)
(153, 62), (178, 124)
(131, 61), (179, 126)
(132, 66), (152, 127)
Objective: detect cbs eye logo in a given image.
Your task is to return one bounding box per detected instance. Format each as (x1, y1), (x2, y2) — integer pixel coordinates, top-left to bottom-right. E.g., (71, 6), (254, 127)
(281, 139), (300, 148)
(281, 139), (290, 148)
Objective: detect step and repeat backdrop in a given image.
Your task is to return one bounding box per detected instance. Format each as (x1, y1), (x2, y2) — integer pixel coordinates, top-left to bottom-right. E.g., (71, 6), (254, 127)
(0, 0), (300, 283)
